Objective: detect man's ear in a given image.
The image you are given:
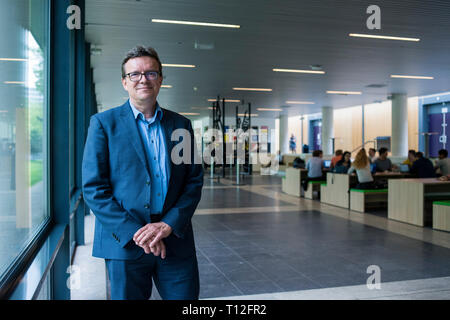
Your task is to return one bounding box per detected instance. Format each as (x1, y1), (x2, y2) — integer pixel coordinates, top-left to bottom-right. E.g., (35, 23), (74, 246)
(121, 77), (128, 91)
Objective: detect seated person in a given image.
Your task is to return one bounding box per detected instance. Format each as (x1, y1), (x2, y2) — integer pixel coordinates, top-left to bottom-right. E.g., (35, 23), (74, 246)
(368, 148), (377, 164)
(302, 150), (324, 191)
(374, 147), (398, 172)
(410, 152), (435, 178)
(435, 149), (450, 176)
(293, 156), (305, 169)
(402, 149), (416, 168)
(333, 151), (351, 173)
(348, 148), (375, 189)
(330, 149), (343, 169)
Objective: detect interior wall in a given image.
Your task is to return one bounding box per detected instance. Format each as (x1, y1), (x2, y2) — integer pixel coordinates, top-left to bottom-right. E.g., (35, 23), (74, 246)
(288, 116), (302, 153)
(408, 96), (419, 151)
(364, 101), (392, 150)
(333, 105), (362, 156)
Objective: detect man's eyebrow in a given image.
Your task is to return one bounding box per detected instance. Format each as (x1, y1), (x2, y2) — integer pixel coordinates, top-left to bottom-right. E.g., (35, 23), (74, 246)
(127, 69), (159, 73)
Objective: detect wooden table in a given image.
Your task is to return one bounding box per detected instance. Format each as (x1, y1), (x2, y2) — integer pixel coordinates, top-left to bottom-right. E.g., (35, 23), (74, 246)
(282, 167), (308, 197)
(388, 178), (450, 227)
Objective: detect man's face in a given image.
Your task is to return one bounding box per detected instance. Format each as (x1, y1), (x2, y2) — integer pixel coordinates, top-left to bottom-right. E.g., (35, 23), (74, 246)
(369, 150), (375, 157)
(121, 56), (162, 104)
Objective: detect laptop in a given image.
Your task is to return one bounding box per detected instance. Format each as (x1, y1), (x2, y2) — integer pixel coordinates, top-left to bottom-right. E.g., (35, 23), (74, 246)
(323, 160), (331, 168)
(399, 164), (410, 173)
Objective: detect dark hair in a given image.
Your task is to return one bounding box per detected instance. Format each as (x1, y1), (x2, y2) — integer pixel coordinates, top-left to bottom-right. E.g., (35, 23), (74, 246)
(416, 152), (424, 158)
(369, 148), (376, 153)
(335, 149), (343, 156)
(337, 151), (351, 166)
(378, 147), (388, 155)
(121, 46), (162, 78)
(438, 149), (448, 157)
(408, 149), (416, 156)
(312, 150), (322, 157)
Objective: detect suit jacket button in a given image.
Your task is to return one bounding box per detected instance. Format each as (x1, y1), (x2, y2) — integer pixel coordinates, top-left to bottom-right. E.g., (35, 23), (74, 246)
(144, 204), (150, 209)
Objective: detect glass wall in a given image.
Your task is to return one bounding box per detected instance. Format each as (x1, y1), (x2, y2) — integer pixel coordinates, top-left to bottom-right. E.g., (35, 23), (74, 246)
(0, 0), (50, 281)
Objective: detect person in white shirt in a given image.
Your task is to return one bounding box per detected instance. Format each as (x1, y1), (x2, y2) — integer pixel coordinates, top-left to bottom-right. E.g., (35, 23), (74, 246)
(302, 150), (324, 191)
(348, 148), (375, 189)
(435, 149), (450, 176)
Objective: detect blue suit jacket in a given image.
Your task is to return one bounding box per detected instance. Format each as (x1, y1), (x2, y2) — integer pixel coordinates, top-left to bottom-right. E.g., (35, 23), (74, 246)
(82, 102), (203, 260)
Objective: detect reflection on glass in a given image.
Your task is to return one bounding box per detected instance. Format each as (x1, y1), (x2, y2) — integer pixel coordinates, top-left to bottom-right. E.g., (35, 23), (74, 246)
(0, 0), (49, 281)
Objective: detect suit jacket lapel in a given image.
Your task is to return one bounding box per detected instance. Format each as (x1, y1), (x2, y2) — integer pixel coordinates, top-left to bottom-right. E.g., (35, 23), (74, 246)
(120, 102), (150, 174)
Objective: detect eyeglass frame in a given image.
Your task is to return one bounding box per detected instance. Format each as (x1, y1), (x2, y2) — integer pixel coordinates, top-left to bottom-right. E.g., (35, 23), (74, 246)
(123, 70), (162, 82)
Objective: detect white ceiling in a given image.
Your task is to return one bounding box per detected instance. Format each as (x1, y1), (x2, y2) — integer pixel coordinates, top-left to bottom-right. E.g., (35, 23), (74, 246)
(85, 0), (450, 119)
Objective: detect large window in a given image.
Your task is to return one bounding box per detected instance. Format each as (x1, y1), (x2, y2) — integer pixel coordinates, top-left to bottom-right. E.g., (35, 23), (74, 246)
(0, 0), (49, 281)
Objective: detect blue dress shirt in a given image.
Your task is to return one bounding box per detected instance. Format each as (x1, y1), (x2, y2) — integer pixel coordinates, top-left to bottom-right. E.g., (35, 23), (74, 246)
(129, 101), (170, 216)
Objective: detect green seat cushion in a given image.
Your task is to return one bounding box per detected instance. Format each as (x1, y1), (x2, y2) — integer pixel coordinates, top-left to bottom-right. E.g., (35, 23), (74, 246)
(350, 188), (388, 193)
(309, 181), (326, 185)
(433, 200), (450, 207)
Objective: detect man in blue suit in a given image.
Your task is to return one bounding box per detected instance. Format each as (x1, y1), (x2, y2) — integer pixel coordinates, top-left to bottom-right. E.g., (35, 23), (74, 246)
(82, 46), (203, 300)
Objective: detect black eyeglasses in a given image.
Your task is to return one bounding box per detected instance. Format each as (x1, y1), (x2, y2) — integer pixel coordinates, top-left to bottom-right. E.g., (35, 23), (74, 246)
(125, 71), (160, 82)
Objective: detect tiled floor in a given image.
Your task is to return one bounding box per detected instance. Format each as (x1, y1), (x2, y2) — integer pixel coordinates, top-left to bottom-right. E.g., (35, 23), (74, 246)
(72, 171), (450, 300)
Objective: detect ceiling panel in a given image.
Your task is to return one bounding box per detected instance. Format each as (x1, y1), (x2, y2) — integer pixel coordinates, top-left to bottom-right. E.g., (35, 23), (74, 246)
(85, 0), (450, 118)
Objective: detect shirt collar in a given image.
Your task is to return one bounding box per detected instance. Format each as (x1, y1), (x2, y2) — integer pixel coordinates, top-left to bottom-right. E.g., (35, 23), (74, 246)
(129, 100), (163, 123)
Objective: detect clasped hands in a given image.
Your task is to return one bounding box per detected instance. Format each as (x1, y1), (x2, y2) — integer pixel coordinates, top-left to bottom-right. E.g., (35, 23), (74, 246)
(133, 222), (172, 259)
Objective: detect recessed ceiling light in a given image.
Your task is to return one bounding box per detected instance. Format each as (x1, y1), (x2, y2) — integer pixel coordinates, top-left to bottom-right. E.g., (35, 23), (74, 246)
(162, 64), (196, 68)
(273, 68), (325, 74)
(238, 113), (258, 117)
(349, 33), (420, 42)
(0, 58), (27, 62)
(180, 112), (200, 116)
(232, 88), (272, 92)
(390, 75), (434, 80)
(4, 81), (25, 84)
(326, 90), (362, 95)
(285, 101), (315, 105)
(257, 108), (283, 111)
(207, 99), (241, 102)
(161, 85), (172, 88)
(151, 19), (240, 29)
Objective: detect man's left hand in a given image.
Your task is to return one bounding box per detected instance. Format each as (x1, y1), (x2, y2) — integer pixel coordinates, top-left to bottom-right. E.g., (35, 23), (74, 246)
(133, 221), (173, 248)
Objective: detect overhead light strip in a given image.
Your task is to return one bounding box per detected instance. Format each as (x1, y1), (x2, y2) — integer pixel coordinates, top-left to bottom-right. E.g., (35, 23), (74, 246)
(273, 68), (325, 74)
(162, 64), (196, 68)
(286, 101), (315, 105)
(0, 58), (28, 62)
(391, 75), (434, 80)
(232, 88), (272, 92)
(179, 112), (200, 116)
(207, 99), (241, 102)
(161, 85), (173, 88)
(349, 33), (420, 42)
(326, 90), (362, 95)
(238, 113), (258, 117)
(257, 108), (283, 111)
(4, 81), (25, 84)
(152, 19), (240, 29)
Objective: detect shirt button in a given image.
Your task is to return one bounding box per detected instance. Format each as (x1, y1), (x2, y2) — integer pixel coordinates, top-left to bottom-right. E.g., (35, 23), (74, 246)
(156, 174), (159, 178)
(153, 157), (156, 160)
(146, 180), (150, 185)
(157, 193), (161, 196)
(151, 140), (154, 143)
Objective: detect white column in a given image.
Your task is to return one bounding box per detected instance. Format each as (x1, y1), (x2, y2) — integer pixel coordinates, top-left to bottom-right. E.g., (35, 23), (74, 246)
(321, 106), (334, 156)
(391, 93), (408, 157)
(279, 115), (289, 155)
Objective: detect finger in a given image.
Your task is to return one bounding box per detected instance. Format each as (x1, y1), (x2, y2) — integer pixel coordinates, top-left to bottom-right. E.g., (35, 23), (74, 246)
(154, 242), (161, 257)
(143, 244), (150, 254)
(133, 226), (147, 241)
(137, 229), (156, 245)
(149, 232), (163, 248)
(160, 241), (166, 259)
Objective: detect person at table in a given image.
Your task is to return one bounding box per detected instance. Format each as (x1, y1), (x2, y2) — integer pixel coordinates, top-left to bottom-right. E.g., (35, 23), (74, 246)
(330, 149), (343, 169)
(410, 152), (436, 178)
(348, 148), (376, 189)
(368, 148), (377, 163)
(402, 149), (416, 168)
(435, 149), (450, 176)
(302, 149), (325, 191)
(438, 174), (450, 181)
(374, 147), (397, 172)
(333, 151), (351, 173)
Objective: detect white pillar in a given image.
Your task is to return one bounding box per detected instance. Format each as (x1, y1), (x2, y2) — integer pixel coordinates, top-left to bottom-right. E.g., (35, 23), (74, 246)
(321, 107), (334, 156)
(279, 115), (289, 155)
(391, 93), (408, 157)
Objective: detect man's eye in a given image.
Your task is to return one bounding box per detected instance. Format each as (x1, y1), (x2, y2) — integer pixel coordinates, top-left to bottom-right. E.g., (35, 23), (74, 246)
(130, 72), (140, 77)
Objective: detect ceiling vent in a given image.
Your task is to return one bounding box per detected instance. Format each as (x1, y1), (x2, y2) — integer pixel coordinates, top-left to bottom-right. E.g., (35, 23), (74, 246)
(366, 84), (386, 88)
(194, 42), (215, 50)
